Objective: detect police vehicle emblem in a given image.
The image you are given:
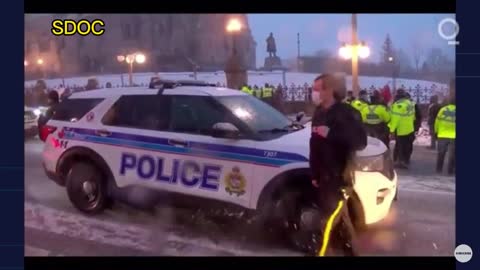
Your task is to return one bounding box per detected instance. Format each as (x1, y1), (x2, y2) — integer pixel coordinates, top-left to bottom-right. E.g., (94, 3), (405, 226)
(224, 166), (246, 196)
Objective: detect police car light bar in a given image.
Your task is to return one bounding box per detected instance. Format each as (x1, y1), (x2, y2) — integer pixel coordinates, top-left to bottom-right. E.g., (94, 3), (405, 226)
(149, 79), (216, 93)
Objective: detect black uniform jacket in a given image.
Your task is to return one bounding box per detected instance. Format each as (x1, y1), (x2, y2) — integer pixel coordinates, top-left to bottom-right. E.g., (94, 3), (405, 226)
(309, 102), (367, 190)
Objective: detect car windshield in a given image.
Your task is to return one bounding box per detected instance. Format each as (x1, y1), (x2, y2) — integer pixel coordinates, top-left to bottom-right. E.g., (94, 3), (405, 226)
(215, 95), (292, 133)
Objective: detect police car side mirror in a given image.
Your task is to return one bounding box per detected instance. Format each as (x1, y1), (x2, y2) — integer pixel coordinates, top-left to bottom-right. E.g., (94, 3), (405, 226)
(212, 123), (240, 139)
(296, 111), (305, 122)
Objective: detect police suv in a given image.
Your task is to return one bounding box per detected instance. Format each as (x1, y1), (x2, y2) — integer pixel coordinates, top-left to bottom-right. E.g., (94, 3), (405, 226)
(41, 80), (397, 248)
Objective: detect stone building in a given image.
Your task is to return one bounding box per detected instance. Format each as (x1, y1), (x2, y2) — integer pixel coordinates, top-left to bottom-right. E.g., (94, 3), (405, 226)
(25, 14), (257, 78)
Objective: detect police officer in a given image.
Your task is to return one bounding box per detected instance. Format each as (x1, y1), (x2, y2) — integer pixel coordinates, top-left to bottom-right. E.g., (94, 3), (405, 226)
(351, 90), (369, 113)
(345, 90), (354, 104)
(361, 91), (391, 147)
(428, 95), (441, 149)
(435, 96), (455, 175)
(389, 89), (415, 169)
(253, 85), (262, 99)
(262, 83), (274, 105)
(38, 90), (60, 133)
(241, 84), (253, 95)
(309, 73), (367, 256)
(405, 93), (422, 134)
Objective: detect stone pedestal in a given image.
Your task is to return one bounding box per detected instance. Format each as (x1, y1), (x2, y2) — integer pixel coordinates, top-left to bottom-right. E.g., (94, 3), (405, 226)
(225, 53), (248, 90)
(264, 56), (283, 70)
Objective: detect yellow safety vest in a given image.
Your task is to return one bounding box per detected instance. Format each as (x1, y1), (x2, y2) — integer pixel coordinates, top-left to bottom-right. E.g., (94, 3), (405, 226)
(255, 88), (262, 98)
(241, 86), (253, 95)
(435, 104), (456, 139)
(263, 87), (273, 98)
(388, 99), (415, 136)
(361, 104), (391, 125)
(351, 99), (368, 113)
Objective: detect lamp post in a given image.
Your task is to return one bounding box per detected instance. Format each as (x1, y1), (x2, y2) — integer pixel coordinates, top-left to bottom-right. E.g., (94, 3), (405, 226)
(338, 14), (370, 97)
(225, 18), (247, 90)
(388, 56), (396, 92)
(117, 52), (146, 86)
(36, 58), (45, 79)
(226, 18), (242, 55)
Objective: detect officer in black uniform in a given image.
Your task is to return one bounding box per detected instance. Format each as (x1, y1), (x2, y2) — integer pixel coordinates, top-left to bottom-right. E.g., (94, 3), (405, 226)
(309, 73), (367, 256)
(37, 90), (60, 133)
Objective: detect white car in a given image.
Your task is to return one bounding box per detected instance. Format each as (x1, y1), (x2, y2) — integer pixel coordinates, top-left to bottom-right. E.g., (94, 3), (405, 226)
(24, 106), (47, 138)
(41, 81), (397, 250)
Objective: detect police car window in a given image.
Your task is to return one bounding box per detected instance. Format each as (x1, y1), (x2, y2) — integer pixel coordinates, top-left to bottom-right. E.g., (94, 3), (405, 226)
(102, 95), (170, 131)
(216, 95), (290, 132)
(169, 96), (237, 134)
(52, 98), (103, 122)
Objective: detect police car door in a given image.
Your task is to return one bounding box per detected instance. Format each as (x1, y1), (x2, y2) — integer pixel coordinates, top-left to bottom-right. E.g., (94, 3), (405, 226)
(167, 95), (255, 208)
(98, 94), (183, 194)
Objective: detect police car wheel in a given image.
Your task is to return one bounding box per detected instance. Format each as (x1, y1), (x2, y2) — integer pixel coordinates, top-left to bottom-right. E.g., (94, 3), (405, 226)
(275, 191), (321, 253)
(66, 162), (108, 215)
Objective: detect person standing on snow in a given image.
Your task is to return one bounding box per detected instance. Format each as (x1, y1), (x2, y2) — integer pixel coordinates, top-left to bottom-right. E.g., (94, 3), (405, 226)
(428, 95), (441, 150)
(361, 91), (391, 147)
(435, 96), (455, 175)
(37, 90), (60, 134)
(308, 73), (367, 256)
(389, 89), (415, 169)
(351, 90), (369, 113)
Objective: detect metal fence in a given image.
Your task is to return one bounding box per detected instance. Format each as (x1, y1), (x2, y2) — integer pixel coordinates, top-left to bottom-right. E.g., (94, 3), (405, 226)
(26, 81), (449, 105)
(275, 83), (448, 104)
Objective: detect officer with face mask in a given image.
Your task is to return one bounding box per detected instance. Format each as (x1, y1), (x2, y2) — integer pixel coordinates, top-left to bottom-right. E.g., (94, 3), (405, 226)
(309, 73), (367, 256)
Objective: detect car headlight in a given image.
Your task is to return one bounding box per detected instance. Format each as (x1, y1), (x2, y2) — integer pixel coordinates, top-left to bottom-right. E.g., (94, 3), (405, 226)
(33, 109), (42, 116)
(355, 154), (384, 172)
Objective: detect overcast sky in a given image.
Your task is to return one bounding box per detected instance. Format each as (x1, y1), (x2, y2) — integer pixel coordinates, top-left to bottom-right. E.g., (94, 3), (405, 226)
(248, 14), (456, 68)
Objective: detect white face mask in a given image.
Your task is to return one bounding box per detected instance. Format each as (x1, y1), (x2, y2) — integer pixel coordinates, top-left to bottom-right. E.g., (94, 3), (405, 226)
(312, 91), (322, 106)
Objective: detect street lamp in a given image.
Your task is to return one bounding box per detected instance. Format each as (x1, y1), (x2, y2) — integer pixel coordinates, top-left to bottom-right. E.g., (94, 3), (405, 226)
(337, 14), (370, 97)
(24, 60), (29, 67)
(117, 52), (146, 86)
(226, 18), (243, 55)
(36, 58), (44, 65)
(388, 56), (397, 91)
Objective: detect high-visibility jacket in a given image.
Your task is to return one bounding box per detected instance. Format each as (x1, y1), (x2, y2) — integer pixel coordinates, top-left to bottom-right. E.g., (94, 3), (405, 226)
(262, 87), (273, 98)
(388, 98), (415, 136)
(254, 88), (262, 98)
(361, 104), (391, 125)
(434, 104), (456, 139)
(241, 86), (253, 95)
(351, 99), (368, 113)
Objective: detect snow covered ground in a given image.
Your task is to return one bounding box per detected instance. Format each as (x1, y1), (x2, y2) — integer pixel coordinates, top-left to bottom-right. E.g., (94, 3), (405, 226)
(414, 122), (432, 147)
(25, 71), (448, 99)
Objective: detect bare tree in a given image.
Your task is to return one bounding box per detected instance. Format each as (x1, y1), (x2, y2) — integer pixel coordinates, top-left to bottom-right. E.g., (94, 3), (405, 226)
(412, 39), (424, 74)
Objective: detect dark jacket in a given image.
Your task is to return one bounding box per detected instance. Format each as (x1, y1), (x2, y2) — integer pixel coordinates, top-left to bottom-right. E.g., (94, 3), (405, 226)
(414, 103), (422, 132)
(37, 102), (59, 130)
(428, 103), (441, 125)
(310, 102), (367, 190)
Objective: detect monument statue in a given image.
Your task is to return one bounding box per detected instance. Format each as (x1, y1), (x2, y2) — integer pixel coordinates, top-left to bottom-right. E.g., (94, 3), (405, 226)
(263, 32), (284, 71)
(266, 33), (277, 58)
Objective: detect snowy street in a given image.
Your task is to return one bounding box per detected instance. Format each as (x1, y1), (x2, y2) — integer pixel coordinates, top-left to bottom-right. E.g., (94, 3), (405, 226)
(25, 138), (455, 256)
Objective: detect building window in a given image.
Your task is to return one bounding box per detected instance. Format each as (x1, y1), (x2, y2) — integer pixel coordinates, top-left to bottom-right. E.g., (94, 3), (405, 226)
(134, 21), (141, 39)
(158, 23), (164, 35)
(39, 40), (50, 53)
(166, 16), (173, 36)
(122, 24), (132, 40)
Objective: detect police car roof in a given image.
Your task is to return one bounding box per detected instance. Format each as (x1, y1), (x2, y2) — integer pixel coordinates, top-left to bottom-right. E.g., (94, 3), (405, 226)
(68, 86), (247, 99)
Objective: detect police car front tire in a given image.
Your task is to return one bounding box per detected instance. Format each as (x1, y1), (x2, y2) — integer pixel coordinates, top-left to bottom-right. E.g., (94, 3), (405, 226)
(66, 162), (109, 215)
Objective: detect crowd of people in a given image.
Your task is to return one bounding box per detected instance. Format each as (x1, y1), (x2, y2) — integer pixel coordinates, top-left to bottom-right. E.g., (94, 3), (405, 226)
(345, 87), (455, 174)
